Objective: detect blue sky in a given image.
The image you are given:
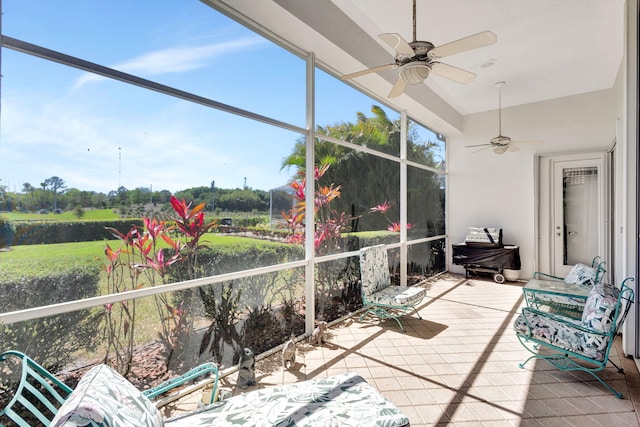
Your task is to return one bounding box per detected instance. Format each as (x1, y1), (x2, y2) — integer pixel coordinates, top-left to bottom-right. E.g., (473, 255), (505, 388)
(0, 1), (436, 195)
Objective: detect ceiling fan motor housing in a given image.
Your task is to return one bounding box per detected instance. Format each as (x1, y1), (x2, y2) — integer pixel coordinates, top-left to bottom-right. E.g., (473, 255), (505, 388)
(409, 41), (435, 58)
(490, 135), (511, 146)
(395, 41), (433, 63)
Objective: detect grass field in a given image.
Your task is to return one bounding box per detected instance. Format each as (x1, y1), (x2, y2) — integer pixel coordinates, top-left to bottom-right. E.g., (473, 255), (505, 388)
(0, 233), (284, 265)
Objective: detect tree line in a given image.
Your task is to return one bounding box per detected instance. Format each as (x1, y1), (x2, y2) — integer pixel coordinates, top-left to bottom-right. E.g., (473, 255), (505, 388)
(0, 178), (276, 215)
(0, 105), (444, 228)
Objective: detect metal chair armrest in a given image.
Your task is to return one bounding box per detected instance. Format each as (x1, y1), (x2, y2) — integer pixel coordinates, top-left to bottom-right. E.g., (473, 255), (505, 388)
(142, 362), (219, 402)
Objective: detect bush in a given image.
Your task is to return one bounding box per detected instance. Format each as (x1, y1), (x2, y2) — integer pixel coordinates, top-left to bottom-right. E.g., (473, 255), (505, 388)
(0, 264), (102, 369)
(0, 218), (15, 248)
(11, 219), (144, 246)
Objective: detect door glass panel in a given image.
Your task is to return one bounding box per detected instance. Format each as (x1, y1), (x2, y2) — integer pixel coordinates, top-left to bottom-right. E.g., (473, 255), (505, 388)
(563, 166), (598, 265)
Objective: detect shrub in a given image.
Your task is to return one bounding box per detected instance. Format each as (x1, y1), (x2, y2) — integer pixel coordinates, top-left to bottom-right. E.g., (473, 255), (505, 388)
(0, 264), (102, 369)
(0, 218), (15, 248)
(11, 219), (143, 245)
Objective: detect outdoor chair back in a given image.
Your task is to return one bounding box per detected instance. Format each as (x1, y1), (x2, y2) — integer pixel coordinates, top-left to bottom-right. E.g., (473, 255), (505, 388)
(0, 350), (73, 427)
(533, 255), (606, 284)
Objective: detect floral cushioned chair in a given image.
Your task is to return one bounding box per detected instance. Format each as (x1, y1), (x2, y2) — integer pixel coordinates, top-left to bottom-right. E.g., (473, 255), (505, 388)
(514, 277), (634, 398)
(358, 245), (426, 332)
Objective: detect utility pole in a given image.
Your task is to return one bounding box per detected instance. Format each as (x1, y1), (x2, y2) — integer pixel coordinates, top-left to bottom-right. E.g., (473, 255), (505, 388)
(118, 147), (122, 189)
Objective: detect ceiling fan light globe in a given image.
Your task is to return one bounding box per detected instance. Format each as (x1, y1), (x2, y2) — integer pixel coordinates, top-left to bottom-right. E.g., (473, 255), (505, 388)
(400, 62), (430, 85)
(493, 146), (508, 154)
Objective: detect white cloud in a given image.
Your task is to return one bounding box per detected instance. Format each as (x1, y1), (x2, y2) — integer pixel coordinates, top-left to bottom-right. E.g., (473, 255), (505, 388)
(73, 37), (265, 88)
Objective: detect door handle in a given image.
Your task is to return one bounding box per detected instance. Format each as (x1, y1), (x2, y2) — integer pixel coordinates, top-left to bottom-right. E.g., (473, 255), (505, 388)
(568, 231), (577, 236)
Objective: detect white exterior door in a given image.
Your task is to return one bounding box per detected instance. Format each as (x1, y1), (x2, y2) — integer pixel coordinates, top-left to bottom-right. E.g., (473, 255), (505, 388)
(537, 153), (608, 278)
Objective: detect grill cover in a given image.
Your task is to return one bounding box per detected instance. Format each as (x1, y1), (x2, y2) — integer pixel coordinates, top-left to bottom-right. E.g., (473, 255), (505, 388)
(452, 243), (521, 270)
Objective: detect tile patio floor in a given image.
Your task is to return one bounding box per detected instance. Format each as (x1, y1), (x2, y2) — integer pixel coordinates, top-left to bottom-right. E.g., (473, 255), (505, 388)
(168, 273), (640, 426)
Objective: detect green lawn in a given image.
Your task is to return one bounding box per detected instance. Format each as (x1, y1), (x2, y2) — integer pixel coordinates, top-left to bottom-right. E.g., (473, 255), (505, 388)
(0, 233), (288, 278)
(1, 240), (106, 262)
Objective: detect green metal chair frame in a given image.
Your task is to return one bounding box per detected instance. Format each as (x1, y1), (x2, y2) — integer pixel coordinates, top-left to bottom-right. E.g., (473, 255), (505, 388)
(515, 278), (634, 398)
(0, 350), (218, 426)
(0, 350), (73, 427)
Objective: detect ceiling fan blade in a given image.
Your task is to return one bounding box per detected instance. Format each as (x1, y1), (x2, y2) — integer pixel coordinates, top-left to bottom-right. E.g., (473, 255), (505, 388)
(472, 145), (493, 154)
(511, 140), (544, 145)
(341, 63), (397, 80)
(431, 62), (476, 84)
(388, 76), (407, 98)
(465, 143), (491, 148)
(429, 31), (497, 59)
(379, 33), (415, 56)
(508, 144), (521, 152)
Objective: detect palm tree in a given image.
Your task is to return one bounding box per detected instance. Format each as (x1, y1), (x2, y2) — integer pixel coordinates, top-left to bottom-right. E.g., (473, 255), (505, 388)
(281, 105), (443, 233)
(45, 177), (66, 210)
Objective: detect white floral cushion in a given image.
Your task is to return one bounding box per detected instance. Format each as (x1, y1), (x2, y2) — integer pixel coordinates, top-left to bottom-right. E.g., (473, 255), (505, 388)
(165, 372), (409, 427)
(514, 283), (622, 363)
(366, 285), (426, 306)
(513, 309), (610, 362)
(563, 263), (597, 286)
(359, 245), (392, 297)
(359, 245), (426, 307)
(581, 283), (620, 333)
(50, 364), (164, 427)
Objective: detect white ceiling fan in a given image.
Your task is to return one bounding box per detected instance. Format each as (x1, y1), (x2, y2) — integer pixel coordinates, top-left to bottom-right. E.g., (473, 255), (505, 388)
(466, 82), (544, 154)
(340, 0), (497, 98)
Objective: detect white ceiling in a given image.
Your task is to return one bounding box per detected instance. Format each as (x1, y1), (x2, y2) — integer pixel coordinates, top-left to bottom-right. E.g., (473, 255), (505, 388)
(211, 0), (624, 125)
(332, 0), (624, 114)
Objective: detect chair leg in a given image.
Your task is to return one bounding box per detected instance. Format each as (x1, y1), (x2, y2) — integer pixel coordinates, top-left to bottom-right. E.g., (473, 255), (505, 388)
(517, 354), (539, 369)
(516, 335), (625, 398)
(384, 316), (405, 333)
(359, 306), (406, 333)
(608, 358), (624, 373)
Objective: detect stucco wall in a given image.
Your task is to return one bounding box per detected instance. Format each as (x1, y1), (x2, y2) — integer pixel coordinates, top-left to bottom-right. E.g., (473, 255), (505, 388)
(447, 88), (617, 279)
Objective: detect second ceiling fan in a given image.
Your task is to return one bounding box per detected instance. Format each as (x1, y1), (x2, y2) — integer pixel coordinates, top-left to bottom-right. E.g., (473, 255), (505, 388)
(466, 82), (544, 154)
(341, 0), (497, 98)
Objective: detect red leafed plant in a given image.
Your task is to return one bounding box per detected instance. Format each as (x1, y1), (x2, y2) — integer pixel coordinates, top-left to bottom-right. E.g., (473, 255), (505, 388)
(281, 164), (358, 319)
(103, 195), (216, 375)
(282, 164), (353, 253)
(370, 200), (414, 232)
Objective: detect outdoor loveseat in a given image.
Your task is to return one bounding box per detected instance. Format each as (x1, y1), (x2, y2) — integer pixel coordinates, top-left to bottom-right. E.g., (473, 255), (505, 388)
(0, 351), (410, 426)
(514, 277), (634, 398)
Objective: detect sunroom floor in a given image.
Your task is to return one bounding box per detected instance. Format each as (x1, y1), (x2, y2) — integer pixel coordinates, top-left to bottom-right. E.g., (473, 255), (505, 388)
(165, 273), (640, 426)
